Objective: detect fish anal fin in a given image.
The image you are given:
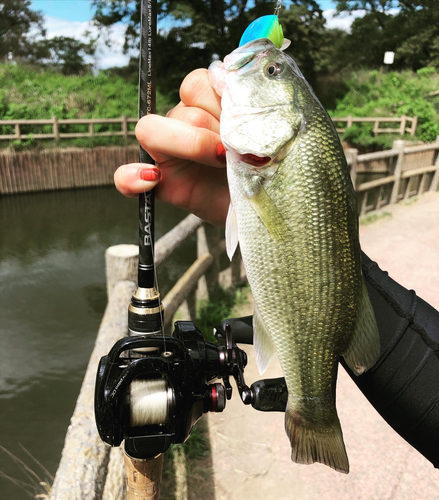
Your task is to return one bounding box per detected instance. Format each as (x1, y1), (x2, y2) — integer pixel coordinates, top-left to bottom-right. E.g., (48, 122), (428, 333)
(225, 202), (239, 261)
(253, 303), (275, 375)
(285, 403), (349, 474)
(343, 277), (380, 375)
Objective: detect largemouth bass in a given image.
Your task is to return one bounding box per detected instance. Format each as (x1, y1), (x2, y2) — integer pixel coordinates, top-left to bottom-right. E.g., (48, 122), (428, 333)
(209, 39), (380, 474)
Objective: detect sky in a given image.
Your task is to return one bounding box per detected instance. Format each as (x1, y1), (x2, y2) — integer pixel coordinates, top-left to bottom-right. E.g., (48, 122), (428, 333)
(30, 0), (365, 69)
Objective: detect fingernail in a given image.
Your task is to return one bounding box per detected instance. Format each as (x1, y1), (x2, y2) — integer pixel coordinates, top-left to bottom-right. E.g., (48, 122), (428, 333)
(215, 142), (227, 163)
(139, 168), (161, 181)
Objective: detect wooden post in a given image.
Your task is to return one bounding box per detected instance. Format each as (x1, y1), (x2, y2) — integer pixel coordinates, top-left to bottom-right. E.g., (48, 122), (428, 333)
(52, 116), (59, 142)
(360, 191), (368, 216)
(418, 173), (427, 196)
(390, 140), (405, 204)
(410, 116), (418, 136)
(105, 244), (139, 298)
(89, 122), (94, 137)
(186, 287), (197, 322)
(403, 177), (411, 200)
(347, 115), (353, 128)
(197, 223), (221, 299)
(15, 123), (21, 140)
(376, 185), (383, 210)
(346, 148), (358, 189)
(399, 115), (406, 136)
(122, 115), (128, 142)
(373, 120), (379, 136)
(430, 137), (439, 192)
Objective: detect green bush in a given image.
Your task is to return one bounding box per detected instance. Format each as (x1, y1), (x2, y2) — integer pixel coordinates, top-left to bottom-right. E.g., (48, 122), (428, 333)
(0, 63), (176, 149)
(329, 68), (439, 150)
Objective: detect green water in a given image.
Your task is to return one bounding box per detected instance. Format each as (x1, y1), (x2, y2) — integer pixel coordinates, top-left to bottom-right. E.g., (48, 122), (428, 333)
(0, 187), (194, 499)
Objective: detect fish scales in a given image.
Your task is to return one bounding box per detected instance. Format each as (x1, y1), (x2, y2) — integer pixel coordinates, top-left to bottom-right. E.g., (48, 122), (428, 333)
(209, 38), (380, 473)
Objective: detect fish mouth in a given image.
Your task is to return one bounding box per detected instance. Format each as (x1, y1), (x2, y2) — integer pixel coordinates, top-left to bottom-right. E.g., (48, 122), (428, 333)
(238, 153), (272, 167)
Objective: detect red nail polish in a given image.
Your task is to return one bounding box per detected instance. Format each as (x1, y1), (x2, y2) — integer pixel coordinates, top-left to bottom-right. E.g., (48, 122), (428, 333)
(139, 168), (161, 181)
(215, 142), (227, 162)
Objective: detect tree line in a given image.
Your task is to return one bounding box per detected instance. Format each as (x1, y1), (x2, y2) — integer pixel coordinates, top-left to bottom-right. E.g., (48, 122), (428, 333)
(1, 0), (438, 96)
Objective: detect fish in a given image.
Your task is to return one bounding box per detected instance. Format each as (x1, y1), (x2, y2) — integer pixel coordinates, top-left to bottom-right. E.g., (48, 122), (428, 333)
(208, 39), (380, 474)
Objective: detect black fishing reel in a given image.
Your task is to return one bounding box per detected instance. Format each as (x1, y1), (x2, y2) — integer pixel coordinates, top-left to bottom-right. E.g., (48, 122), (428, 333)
(95, 318), (289, 458)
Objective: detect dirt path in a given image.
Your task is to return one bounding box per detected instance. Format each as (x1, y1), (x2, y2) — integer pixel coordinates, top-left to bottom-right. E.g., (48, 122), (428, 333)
(207, 192), (439, 500)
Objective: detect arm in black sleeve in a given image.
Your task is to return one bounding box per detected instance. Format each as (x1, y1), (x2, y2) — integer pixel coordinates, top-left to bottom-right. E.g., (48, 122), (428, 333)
(343, 252), (439, 468)
(221, 252), (439, 468)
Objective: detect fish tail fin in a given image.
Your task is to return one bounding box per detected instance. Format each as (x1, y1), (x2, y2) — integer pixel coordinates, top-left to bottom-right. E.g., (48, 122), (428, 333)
(285, 404), (349, 474)
(343, 277), (380, 375)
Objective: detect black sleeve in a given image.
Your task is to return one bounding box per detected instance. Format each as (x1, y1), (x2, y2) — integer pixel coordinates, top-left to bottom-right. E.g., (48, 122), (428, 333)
(343, 252), (439, 468)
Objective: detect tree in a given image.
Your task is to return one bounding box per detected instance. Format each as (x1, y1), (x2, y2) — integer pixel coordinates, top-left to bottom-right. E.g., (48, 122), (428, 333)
(335, 0), (439, 70)
(42, 36), (97, 75)
(0, 0), (47, 61)
(92, 0), (334, 99)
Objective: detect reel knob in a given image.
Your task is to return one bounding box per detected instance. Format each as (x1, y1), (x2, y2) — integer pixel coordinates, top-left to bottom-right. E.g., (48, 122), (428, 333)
(208, 383), (226, 412)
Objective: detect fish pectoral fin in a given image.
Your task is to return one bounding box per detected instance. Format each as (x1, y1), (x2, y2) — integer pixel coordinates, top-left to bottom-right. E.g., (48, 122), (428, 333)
(343, 277), (380, 375)
(225, 202), (239, 261)
(246, 183), (284, 241)
(253, 303), (276, 375)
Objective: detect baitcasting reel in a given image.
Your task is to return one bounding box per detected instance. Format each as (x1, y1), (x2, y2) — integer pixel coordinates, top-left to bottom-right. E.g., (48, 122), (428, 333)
(95, 318), (288, 459)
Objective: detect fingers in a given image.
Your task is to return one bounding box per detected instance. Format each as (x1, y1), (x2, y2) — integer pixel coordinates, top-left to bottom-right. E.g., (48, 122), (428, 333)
(167, 104), (220, 134)
(136, 114), (225, 168)
(180, 69), (222, 120)
(114, 163), (161, 197)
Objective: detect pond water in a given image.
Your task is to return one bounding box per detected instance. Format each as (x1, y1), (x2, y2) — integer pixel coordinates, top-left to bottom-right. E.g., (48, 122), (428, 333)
(0, 187), (194, 499)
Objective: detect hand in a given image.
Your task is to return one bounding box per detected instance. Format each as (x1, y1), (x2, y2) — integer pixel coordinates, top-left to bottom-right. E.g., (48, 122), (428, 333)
(114, 69), (229, 227)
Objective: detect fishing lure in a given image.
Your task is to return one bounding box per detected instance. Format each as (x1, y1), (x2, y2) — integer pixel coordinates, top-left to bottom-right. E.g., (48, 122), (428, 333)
(239, 14), (291, 50)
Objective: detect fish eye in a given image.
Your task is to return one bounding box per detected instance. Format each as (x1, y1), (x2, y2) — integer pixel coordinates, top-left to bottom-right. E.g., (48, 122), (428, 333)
(266, 63), (283, 77)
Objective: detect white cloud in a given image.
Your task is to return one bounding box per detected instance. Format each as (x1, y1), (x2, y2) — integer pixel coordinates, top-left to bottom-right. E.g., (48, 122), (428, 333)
(323, 9), (365, 32)
(42, 16), (134, 69)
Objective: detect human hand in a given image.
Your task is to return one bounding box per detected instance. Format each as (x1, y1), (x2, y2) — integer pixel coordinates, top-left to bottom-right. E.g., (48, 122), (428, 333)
(114, 69), (229, 227)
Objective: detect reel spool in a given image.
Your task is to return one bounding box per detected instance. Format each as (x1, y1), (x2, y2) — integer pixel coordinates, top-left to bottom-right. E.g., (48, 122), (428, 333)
(130, 379), (171, 427)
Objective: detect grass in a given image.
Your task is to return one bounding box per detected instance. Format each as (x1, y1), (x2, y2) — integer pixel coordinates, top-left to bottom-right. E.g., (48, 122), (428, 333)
(400, 195), (420, 206)
(196, 284), (249, 343)
(359, 211), (392, 226)
(0, 445), (52, 499)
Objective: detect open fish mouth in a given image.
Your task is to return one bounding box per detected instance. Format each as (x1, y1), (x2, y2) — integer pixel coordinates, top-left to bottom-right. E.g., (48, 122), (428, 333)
(238, 153), (271, 167)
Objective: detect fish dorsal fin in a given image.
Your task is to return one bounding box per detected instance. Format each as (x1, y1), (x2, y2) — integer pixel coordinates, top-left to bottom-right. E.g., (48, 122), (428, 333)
(343, 277), (381, 375)
(225, 202), (239, 261)
(253, 302), (275, 375)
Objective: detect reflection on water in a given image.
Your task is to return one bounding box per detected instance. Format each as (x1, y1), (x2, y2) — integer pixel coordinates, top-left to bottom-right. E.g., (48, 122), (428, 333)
(0, 187), (194, 499)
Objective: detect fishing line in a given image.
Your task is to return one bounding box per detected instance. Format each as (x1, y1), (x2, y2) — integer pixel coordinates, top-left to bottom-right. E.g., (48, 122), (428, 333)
(130, 379), (171, 426)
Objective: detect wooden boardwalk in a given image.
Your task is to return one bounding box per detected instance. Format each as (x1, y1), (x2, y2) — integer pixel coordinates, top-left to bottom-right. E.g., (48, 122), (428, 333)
(207, 191), (439, 500)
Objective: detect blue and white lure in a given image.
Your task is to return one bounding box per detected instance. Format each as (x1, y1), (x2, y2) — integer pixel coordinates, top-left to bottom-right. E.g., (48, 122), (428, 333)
(239, 14), (291, 51)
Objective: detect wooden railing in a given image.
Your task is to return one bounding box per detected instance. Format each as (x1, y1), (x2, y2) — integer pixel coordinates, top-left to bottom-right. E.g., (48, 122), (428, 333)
(49, 215), (244, 499)
(331, 115), (417, 136)
(0, 114), (418, 142)
(0, 116), (137, 141)
(346, 138), (439, 216)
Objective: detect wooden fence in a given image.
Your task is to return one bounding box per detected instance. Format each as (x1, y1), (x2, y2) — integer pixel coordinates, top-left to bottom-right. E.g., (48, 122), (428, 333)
(331, 115), (418, 136)
(0, 116), (137, 141)
(0, 115), (417, 143)
(0, 146), (138, 194)
(49, 216), (244, 499)
(346, 138), (439, 215)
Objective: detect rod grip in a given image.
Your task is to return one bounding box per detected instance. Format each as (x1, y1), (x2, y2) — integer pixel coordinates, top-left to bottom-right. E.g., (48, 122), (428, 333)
(124, 451), (164, 499)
